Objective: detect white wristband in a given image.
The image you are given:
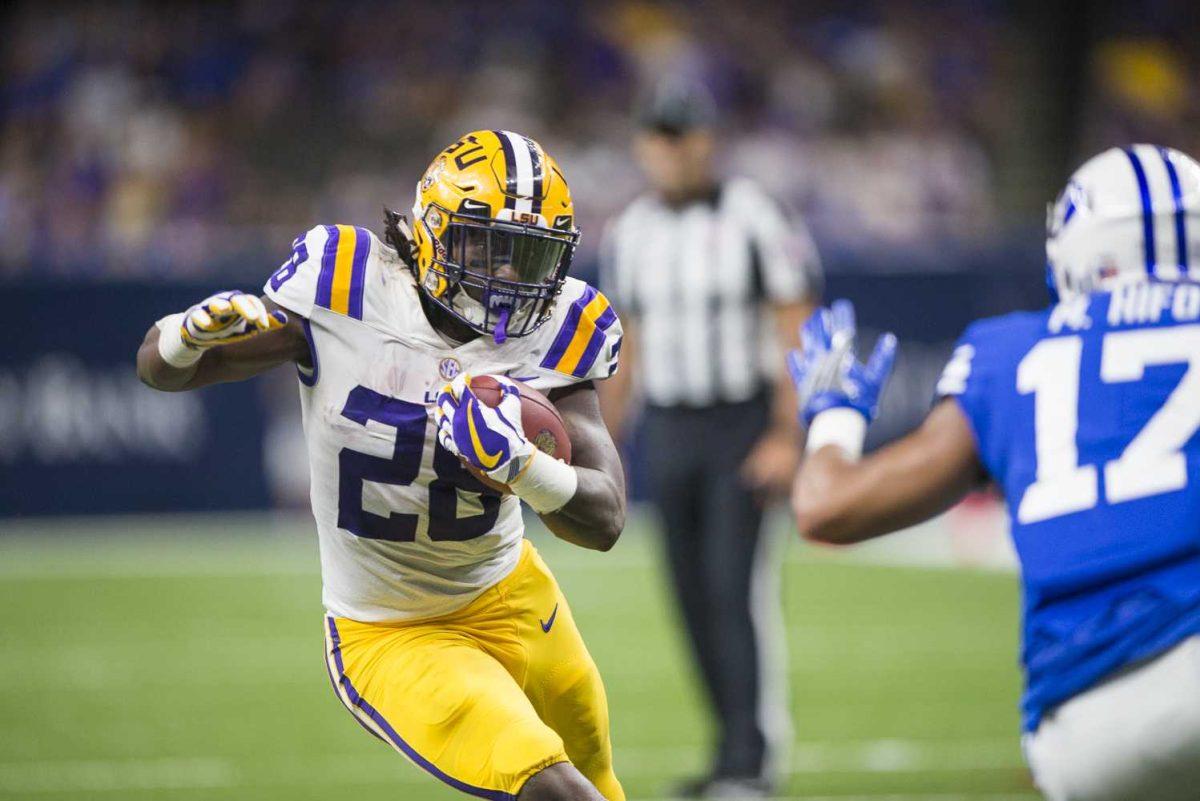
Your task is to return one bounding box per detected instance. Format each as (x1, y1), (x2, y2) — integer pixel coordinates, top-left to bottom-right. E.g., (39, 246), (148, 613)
(156, 312), (203, 368)
(805, 407), (868, 460)
(507, 449), (579, 514)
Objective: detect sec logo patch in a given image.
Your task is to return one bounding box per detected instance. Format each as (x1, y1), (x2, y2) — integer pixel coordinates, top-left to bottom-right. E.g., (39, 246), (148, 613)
(438, 357), (462, 381)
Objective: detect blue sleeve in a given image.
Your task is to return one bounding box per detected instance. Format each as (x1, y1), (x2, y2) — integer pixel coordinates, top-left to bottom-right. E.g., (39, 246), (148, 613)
(935, 322), (997, 468)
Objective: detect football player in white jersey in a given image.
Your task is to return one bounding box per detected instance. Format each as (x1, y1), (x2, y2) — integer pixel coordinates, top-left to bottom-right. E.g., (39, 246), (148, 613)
(137, 131), (627, 801)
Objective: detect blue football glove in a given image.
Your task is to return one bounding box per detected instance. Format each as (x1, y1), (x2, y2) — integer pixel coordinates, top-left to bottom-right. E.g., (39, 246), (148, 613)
(435, 374), (534, 482)
(788, 299), (898, 426)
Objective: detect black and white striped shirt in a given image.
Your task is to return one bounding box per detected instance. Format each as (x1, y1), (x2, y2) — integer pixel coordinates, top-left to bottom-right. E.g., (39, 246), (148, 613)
(600, 177), (821, 407)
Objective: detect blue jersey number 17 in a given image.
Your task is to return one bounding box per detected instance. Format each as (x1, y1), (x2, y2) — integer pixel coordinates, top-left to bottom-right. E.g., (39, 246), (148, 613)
(1017, 326), (1200, 523)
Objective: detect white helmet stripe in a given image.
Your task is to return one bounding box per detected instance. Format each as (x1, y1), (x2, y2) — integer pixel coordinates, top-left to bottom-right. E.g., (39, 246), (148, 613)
(501, 130), (535, 215)
(1133, 143), (1182, 279)
(1123, 146), (1157, 277)
(1159, 147), (1190, 277)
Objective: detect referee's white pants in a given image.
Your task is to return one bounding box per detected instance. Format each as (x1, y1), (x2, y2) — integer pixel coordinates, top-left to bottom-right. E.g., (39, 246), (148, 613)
(1024, 635), (1200, 801)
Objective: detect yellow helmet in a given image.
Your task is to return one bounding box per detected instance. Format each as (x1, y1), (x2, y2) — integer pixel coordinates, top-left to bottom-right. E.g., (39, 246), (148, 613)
(400, 130), (579, 343)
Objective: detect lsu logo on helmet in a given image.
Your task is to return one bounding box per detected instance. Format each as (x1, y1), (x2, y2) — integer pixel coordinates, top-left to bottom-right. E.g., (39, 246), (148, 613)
(402, 130), (580, 344)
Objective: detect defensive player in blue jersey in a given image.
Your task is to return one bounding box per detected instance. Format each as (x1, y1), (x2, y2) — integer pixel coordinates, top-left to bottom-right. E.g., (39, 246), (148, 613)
(788, 145), (1200, 801)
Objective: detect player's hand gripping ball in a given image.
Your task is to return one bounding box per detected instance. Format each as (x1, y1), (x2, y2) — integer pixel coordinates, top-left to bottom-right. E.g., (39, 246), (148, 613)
(179, 291), (287, 351)
(436, 374), (531, 487)
(435, 375), (571, 491)
(788, 299), (898, 425)
(467, 376), (571, 464)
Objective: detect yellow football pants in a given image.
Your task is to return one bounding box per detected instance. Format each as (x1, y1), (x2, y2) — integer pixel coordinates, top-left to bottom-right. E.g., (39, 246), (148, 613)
(322, 540), (624, 800)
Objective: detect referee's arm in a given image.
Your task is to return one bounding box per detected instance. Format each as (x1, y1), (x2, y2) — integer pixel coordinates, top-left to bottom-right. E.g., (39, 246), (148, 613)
(740, 192), (820, 497)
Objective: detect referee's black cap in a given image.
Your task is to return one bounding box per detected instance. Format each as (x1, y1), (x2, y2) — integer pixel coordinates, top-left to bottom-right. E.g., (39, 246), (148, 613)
(637, 78), (717, 136)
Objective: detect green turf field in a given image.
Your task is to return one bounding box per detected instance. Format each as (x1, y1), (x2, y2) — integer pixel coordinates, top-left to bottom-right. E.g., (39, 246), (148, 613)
(0, 510), (1036, 801)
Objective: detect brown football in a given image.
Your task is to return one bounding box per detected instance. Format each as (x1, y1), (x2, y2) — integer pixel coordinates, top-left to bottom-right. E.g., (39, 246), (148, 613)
(469, 375), (572, 465)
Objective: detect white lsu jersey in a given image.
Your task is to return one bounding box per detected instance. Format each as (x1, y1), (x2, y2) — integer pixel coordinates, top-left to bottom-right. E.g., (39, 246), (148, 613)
(264, 224), (622, 621)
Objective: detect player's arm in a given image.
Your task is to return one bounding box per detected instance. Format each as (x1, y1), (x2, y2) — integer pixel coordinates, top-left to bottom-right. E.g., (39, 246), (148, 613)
(137, 292), (308, 392)
(794, 400), (981, 543)
(538, 381), (625, 551)
(788, 299), (984, 544)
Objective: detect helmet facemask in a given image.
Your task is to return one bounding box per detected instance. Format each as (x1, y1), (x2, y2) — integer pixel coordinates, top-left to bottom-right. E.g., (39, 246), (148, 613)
(417, 204), (578, 343)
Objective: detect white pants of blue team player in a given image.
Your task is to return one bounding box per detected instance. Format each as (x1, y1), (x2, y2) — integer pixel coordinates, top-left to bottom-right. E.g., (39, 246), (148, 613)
(1024, 636), (1200, 801)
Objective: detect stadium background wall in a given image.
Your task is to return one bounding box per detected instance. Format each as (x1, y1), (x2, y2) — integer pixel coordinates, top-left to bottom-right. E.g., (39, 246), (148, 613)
(0, 254), (1044, 517)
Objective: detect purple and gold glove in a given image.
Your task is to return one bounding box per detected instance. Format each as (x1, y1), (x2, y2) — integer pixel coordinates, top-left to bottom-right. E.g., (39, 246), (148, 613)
(181, 291), (286, 349)
(157, 290), (287, 368)
(435, 374), (535, 483)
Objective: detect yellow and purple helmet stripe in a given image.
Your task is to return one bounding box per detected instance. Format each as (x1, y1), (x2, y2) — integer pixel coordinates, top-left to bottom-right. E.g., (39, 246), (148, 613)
(315, 224), (370, 319)
(492, 130), (545, 216)
(540, 286), (618, 377)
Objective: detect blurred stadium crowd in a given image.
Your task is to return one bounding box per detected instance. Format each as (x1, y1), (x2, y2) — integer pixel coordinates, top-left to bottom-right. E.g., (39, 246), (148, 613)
(3, 0), (1199, 517)
(7, 0), (1193, 282)
(5, 1), (1198, 281)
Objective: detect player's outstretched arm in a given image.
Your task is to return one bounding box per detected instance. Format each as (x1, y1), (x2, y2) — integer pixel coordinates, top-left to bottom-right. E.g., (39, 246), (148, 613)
(137, 292), (308, 392)
(436, 377), (626, 552)
(788, 299), (984, 544)
(793, 400), (981, 544)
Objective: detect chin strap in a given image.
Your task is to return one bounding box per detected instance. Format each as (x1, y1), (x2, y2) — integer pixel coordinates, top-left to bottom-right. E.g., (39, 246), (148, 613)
(492, 307), (510, 344)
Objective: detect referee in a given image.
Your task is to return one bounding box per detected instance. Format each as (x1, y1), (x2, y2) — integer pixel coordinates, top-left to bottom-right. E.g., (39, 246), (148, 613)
(599, 83), (821, 798)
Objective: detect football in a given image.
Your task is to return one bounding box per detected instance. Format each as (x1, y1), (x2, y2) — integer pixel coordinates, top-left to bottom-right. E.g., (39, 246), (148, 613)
(469, 375), (572, 465)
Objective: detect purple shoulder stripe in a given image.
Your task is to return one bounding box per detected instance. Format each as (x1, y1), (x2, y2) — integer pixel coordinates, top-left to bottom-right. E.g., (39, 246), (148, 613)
(595, 304), (618, 331)
(572, 328), (607, 378)
(315, 225), (340, 309)
(347, 227), (370, 320)
(573, 303), (619, 377)
(540, 286), (598, 370)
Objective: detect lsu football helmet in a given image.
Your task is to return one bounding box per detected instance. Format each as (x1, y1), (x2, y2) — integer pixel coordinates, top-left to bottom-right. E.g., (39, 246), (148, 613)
(386, 130), (580, 343)
(1046, 144), (1200, 302)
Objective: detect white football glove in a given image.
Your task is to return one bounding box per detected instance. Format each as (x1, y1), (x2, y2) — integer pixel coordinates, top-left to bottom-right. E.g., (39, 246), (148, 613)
(158, 290), (287, 367)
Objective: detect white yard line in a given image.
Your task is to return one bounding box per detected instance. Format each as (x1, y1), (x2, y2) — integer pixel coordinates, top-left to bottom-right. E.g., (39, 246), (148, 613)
(0, 739), (1025, 794)
(0, 757), (236, 794)
(0, 561), (319, 580)
(0, 503), (1017, 582)
(614, 739), (1023, 775)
